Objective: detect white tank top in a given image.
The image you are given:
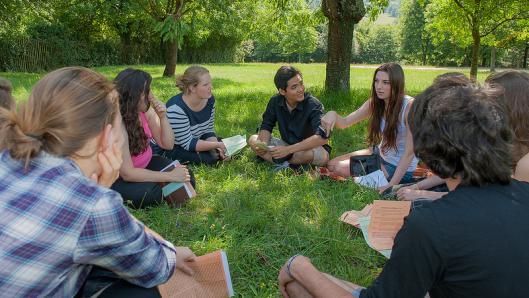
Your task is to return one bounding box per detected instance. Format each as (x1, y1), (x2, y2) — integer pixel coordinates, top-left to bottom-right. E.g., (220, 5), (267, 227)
(378, 95), (418, 172)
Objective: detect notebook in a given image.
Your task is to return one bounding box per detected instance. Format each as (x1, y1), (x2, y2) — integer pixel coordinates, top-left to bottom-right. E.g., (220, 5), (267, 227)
(221, 135), (247, 157)
(158, 250), (234, 298)
(160, 161), (196, 207)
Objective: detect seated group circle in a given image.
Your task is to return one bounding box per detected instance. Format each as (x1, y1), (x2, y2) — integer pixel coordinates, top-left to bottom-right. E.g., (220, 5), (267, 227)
(0, 63), (528, 297)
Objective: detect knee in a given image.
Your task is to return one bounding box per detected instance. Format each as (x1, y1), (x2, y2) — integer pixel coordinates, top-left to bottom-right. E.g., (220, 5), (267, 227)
(248, 134), (259, 147)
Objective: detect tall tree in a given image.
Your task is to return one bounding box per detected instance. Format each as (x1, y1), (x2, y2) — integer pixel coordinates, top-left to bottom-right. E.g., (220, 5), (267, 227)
(321, 0), (365, 91)
(398, 0), (431, 65)
(427, 0), (529, 80)
(142, 0), (194, 77)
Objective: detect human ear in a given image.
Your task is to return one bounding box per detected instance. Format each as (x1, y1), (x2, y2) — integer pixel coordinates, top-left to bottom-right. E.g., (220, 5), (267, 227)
(279, 88), (286, 96)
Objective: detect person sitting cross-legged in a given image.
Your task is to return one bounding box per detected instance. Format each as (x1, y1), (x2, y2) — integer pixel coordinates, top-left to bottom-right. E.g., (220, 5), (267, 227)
(278, 83), (529, 298)
(248, 65), (330, 170)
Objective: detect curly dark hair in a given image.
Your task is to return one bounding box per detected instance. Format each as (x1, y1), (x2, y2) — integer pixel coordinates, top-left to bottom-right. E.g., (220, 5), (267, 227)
(114, 68), (152, 156)
(367, 63), (406, 152)
(408, 84), (513, 186)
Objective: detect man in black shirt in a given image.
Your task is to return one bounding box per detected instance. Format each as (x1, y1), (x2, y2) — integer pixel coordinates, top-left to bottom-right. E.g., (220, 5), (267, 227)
(249, 66), (330, 167)
(277, 83), (529, 297)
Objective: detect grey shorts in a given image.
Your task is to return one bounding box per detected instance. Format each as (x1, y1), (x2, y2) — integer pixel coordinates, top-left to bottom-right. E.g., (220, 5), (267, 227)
(269, 137), (329, 166)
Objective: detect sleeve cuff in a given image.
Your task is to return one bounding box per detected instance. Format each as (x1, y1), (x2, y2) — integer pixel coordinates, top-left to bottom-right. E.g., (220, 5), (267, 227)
(188, 138), (199, 151)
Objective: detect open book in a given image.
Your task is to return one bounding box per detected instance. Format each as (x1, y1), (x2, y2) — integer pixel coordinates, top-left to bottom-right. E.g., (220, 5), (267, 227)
(158, 250), (234, 298)
(353, 169), (389, 189)
(221, 135), (247, 157)
(340, 200), (411, 258)
(160, 161), (196, 207)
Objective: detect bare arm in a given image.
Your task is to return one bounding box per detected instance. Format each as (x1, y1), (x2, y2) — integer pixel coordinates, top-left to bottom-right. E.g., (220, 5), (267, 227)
(514, 153), (529, 183)
(119, 126), (189, 183)
(194, 139), (225, 152)
(145, 103), (174, 150)
(322, 99), (372, 132)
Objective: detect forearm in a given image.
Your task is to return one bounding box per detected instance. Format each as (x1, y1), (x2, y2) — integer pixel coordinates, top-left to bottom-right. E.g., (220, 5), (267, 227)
(195, 139), (223, 152)
(257, 130), (272, 143)
(388, 152), (415, 186)
(120, 167), (173, 183)
(158, 116), (175, 149)
(288, 135), (327, 154)
(291, 257), (354, 298)
(416, 175), (445, 190)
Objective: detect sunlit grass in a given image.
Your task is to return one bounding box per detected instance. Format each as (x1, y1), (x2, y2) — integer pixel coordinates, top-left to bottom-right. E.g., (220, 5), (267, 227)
(1, 63), (492, 296)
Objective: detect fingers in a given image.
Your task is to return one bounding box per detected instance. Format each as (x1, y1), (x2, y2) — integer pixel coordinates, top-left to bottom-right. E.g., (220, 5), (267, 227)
(176, 262), (194, 276)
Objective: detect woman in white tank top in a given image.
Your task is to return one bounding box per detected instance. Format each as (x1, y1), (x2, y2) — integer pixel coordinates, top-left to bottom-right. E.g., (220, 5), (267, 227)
(321, 63), (418, 192)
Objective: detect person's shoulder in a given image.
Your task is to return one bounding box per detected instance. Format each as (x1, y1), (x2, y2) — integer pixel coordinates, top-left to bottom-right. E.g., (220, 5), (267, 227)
(166, 93), (183, 107)
(515, 153), (529, 183)
(304, 93), (323, 107)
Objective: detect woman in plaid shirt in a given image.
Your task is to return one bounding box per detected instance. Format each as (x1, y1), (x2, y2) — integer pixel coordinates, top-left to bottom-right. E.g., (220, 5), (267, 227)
(0, 67), (195, 297)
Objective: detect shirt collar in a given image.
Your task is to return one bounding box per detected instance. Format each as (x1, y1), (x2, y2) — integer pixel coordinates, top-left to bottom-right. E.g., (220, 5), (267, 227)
(278, 93), (307, 112)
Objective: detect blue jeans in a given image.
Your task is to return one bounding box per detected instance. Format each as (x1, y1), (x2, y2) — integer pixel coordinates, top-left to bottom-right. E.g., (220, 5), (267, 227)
(382, 159), (414, 184)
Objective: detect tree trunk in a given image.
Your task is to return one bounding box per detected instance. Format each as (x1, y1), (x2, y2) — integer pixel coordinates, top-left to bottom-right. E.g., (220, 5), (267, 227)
(523, 43), (529, 68)
(163, 39), (178, 77)
(325, 17), (354, 92)
(120, 31), (133, 65)
(322, 0), (365, 93)
(470, 26), (480, 81)
(490, 46), (496, 72)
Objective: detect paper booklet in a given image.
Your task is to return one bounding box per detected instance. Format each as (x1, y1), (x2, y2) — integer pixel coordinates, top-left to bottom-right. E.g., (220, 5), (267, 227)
(221, 135), (247, 157)
(158, 250), (234, 298)
(160, 161), (196, 199)
(353, 170), (389, 189)
(340, 200), (411, 258)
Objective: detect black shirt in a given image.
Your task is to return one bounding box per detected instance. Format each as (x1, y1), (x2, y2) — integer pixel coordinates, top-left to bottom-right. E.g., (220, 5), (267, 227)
(361, 179), (529, 298)
(259, 92), (328, 145)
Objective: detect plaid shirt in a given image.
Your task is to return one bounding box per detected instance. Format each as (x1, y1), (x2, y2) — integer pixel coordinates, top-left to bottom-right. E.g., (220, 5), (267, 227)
(0, 150), (176, 297)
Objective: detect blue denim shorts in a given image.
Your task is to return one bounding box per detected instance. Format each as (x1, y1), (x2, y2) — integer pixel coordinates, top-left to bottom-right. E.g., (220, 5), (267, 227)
(382, 159), (415, 184)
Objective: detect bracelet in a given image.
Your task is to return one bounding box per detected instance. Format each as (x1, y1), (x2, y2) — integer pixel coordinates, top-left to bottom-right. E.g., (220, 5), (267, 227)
(286, 254), (300, 279)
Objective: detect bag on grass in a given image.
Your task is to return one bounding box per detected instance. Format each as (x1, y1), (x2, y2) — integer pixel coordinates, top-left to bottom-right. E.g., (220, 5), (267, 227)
(349, 153), (381, 177)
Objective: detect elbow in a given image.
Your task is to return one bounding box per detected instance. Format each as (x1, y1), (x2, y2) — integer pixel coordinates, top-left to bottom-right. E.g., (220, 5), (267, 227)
(159, 142), (174, 150)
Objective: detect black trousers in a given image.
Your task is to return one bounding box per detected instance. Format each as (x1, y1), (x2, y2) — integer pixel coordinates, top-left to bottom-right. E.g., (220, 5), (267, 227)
(151, 140), (221, 166)
(111, 155), (196, 209)
(76, 266), (161, 298)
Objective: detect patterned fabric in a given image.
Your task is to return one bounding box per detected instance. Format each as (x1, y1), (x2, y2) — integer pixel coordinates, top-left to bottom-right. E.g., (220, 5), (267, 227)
(166, 93), (216, 151)
(0, 150), (176, 297)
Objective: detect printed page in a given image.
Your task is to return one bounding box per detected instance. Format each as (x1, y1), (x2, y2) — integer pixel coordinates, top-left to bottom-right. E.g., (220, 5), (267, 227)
(158, 250), (233, 298)
(368, 200), (411, 251)
(339, 204), (373, 227)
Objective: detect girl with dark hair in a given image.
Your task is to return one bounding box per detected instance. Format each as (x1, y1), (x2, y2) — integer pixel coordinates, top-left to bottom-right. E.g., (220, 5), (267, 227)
(111, 68), (195, 208)
(322, 63), (417, 190)
(0, 67), (196, 297)
(159, 65), (226, 165)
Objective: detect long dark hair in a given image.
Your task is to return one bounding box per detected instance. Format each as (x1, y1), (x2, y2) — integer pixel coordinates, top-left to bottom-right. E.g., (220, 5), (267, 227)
(486, 70), (529, 163)
(114, 68), (152, 156)
(367, 63), (405, 152)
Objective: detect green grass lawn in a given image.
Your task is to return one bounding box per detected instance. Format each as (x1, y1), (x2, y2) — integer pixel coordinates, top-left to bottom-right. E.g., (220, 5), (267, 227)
(1, 63), (491, 297)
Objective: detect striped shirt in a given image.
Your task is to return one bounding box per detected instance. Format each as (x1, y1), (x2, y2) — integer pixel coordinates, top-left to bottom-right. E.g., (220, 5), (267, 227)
(166, 93), (216, 151)
(0, 150), (176, 297)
